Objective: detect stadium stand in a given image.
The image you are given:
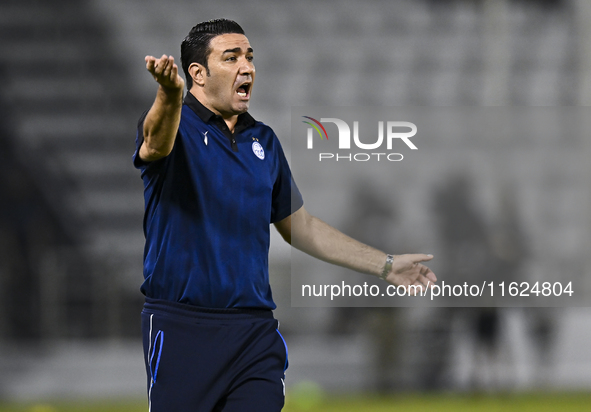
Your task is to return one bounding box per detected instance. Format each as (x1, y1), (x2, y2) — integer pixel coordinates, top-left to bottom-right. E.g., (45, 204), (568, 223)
(0, 0), (589, 395)
(0, 0), (146, 339)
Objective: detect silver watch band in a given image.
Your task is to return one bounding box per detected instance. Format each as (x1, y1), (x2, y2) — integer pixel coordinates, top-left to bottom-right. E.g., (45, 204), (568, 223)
(380, 254), (394, 280)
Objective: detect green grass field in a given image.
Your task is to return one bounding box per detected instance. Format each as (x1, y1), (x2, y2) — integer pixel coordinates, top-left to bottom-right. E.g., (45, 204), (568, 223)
(1, 393), (591, 412)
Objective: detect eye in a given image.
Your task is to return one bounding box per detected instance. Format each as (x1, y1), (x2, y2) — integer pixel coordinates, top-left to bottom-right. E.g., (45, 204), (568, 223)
(225, 56), (237, 62)
(246, 55), (254, 62)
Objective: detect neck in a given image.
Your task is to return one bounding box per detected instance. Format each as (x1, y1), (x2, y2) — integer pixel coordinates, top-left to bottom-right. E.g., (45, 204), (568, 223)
(189, 88), (239, 132)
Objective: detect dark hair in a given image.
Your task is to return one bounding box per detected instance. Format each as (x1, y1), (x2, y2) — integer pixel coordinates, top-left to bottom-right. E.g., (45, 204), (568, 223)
(181, 19), (245, 90)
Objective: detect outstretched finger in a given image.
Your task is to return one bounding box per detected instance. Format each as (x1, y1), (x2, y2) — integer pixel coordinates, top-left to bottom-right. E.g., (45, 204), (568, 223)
(163, 56), (174, 78)
(407, 254), (434, 264)
(170, 63), (179, 80)
(154, 54), (169, 76)
(419, 273), (434, 289)
(146, 56), (156, 73)
(425, 270), (437, 283)
(419, 264), (437, 283)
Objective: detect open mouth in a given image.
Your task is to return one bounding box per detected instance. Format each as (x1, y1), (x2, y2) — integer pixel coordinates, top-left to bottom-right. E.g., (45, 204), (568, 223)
(236, 82), (251, 98)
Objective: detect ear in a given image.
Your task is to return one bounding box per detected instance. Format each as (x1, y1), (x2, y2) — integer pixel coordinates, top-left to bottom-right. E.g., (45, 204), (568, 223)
(189, 62), (206, 87)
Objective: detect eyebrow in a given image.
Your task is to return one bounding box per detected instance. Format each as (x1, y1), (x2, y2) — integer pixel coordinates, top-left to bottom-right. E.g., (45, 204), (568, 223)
(222, 47), (254, 54)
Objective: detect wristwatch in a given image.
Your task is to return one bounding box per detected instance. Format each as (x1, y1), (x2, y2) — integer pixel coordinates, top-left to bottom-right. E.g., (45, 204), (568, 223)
(380, 254), (394, 280)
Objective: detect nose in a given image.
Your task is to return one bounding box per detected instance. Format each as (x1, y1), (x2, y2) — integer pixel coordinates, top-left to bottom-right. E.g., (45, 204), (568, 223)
(239, 58), (255, 76)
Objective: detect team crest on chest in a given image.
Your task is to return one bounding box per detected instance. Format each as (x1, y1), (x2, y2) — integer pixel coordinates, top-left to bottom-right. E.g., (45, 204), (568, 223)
(252, 139), (265, 160)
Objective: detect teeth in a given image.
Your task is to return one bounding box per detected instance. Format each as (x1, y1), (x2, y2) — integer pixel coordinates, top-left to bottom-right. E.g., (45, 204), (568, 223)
(237, 91), (247, 97)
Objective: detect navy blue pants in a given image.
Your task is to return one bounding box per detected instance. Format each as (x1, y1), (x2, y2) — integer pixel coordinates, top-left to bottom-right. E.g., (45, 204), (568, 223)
(142, 298), (288, 412)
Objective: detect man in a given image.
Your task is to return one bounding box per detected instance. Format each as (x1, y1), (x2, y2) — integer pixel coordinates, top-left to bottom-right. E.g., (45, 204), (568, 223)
(134, 19), (436, 412)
